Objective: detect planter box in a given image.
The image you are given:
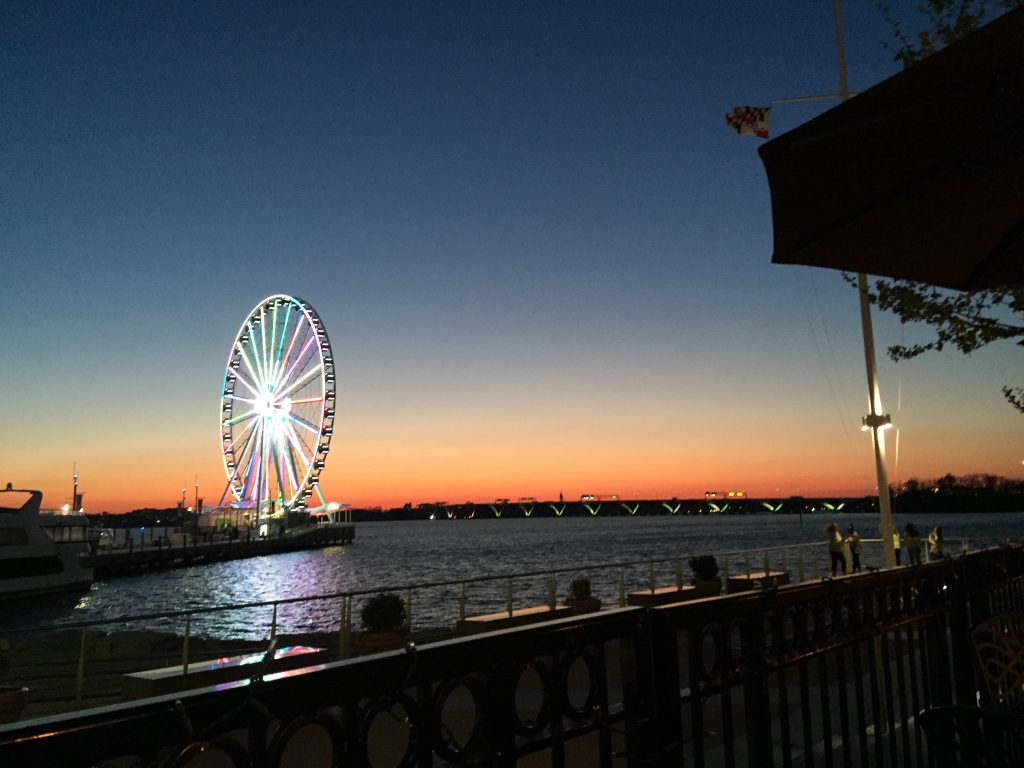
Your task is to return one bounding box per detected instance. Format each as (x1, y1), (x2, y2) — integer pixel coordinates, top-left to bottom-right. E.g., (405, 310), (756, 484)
(566, 597), (603, 616)
(727, 571), (790, 594)
(456, 604), (574, 636)
(355, 631), (408, 656)
(628, 585), (702, 607)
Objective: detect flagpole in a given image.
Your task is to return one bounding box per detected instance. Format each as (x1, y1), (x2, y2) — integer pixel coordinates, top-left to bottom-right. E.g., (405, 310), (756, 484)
(833, 0), (897, 569)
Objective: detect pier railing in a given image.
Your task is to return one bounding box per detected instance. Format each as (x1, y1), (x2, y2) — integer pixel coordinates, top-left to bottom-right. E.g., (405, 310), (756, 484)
(0, 535), (1010, 723)
(0, 544), (1022, 767)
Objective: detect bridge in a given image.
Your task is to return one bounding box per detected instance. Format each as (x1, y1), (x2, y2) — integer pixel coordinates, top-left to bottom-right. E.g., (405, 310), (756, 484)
(360, 495), (875, 521)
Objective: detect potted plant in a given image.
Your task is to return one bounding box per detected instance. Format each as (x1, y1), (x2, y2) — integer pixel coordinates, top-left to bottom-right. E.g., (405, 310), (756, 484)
(566, 576), (602, 615)
(356, 592), (408, 655)
(689, 555), (722, 597)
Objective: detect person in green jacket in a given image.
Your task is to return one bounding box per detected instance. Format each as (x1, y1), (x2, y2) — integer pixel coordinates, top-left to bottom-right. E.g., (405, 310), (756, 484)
(904, 523), (922, 566)
(846, 524), (862, 573)
(892, 527), (902, 566)
(928, 526), (944, 561)
(826, 522), (845, 575)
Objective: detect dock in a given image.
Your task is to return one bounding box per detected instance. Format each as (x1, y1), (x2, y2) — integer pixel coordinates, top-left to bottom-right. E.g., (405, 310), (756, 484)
(81, 524), (355, 577)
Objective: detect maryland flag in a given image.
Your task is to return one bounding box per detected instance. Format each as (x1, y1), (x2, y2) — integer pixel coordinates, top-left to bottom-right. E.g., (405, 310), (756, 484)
(726, 106), (770, 139)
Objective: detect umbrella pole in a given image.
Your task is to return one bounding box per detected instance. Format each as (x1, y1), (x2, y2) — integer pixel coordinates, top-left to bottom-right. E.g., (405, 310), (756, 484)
(856, 273), (897, 569)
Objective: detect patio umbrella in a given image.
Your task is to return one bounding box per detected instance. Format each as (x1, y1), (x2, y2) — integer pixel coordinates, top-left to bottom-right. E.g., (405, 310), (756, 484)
(758, 6), (1024, 291)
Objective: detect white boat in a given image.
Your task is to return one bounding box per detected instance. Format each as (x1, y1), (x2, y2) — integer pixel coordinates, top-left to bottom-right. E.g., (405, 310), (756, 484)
(0, 484), (93, 600)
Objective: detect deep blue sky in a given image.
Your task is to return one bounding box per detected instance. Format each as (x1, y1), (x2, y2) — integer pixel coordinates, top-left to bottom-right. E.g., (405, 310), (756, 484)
(3, 1), (1021, 512)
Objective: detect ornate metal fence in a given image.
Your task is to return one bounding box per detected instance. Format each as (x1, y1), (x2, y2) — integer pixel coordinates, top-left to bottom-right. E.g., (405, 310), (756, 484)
(1, 545), (1022, 767)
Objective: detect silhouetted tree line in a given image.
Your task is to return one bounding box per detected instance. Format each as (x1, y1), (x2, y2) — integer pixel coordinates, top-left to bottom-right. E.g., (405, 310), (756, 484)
(893, 474), (1024, 514)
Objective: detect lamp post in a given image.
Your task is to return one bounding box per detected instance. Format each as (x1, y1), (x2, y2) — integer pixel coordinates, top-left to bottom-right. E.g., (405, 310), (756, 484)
(833, 1), (897, 569)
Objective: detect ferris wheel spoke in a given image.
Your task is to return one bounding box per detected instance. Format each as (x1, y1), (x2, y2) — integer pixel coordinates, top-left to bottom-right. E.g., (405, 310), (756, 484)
(224, 423), (258, 489)
(275, 305), (293, 377)
(228, 367), (260, 399)
(238, 332), (264, 392)
(228, 419), (259, 456)
(280, 361), (323, 400)
(239, 424), (263, 497)
(224, 408), (260, 427)
(282, 440), (302, 497)
(268, 302), (279, 381)
(275, 317), (307, 393)
(284, 412), (321, 436)
(270, 441), (291, 503)
(280, 336), (318, 393)
(282, 421), (314, 472)
(259, 306), (270, 389)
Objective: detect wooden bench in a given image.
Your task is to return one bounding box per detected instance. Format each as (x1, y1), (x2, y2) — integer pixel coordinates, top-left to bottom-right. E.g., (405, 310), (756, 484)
(726, 570), (790, 593)
(122, 644), (328, 698)
(628, 585), (701, 607)
(456, 604), (574, 636)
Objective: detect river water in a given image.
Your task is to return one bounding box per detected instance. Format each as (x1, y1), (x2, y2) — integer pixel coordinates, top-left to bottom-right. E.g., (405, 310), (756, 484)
(2, 511), (1021, 642)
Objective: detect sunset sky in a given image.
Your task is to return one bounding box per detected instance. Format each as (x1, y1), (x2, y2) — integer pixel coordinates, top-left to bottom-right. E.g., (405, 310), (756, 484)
(3, 1), (1021, 514)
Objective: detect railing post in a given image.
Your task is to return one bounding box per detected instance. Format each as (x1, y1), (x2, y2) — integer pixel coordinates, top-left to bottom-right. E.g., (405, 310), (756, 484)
(270, 603), (278, 640)
(507, 579), (514, 617)
(181, 615), (191, 675)
(547, 574), (556, 609)
(763, 552), (770, 577)
(75, 629), (87, 708)
(459, 583), (466, 622)
(619, 567), (626, 607)
(649, 563), (656, 593)
(676, 560), (683, 589)
(338, 596), (352, 659)
(798, 548), (805, 582)
(741, 606), (773, 765)
(405, 588), (413, 630)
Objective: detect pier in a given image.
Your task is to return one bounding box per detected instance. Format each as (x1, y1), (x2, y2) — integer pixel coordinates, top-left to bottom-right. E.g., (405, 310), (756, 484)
(81, 524), (355, 577)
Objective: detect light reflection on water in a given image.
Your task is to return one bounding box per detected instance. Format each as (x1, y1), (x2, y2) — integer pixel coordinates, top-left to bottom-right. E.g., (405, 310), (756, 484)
(2, 512), (1020, 641)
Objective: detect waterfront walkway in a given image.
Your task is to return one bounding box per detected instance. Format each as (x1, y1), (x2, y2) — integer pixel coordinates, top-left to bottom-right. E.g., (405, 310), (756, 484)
(1, 545), (1021, 766)
(80, 523), (354, 577)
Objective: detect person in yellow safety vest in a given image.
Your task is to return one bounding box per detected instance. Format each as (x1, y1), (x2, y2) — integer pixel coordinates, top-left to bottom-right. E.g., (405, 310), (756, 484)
(826, 522), (845, 575)
(892, 527), (902, 566)
(928, 526), (944, 561)
(904, 523), (923, 566)
(846, 524), (862, 573)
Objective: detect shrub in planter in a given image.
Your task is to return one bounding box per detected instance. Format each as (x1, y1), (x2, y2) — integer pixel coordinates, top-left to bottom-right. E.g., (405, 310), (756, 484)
(689, 555), (719, 580)
(689, 555), (722, 597)
(361, 592), (406, 633)
(567, 576), (602, 615)
(570, 577), (592, 601)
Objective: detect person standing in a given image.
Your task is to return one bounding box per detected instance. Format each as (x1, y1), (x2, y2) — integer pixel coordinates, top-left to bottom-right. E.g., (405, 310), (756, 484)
(928, 526), (944, 560)
(846, 524), (862, 573)
(892, 527), (902, 566)
(905, 523), (922, 566)
(826, 522), (845, 576)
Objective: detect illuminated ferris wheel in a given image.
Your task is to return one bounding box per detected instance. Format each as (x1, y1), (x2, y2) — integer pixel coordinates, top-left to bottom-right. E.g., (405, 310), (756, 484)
(219, 295), (335, 514)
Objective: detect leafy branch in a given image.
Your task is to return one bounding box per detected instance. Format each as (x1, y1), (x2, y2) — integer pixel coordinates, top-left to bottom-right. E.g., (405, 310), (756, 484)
(870, 0), (1024, 413)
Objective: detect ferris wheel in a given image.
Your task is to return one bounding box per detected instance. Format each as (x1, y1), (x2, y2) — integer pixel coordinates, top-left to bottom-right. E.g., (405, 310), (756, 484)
(219, 295), (335, 513)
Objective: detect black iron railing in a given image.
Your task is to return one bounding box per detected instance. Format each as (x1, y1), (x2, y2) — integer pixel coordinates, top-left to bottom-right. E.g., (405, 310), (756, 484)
(0, 545), (1022, 767)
